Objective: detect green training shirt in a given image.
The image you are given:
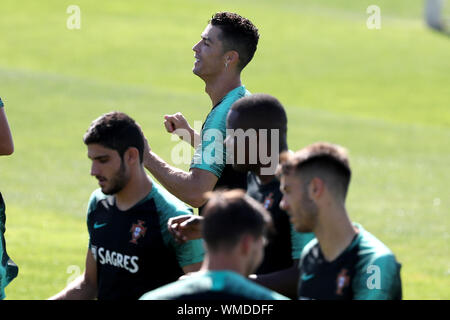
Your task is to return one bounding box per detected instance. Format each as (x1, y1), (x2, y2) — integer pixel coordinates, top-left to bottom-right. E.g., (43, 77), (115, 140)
(86, 180), (204, 299)
(140, 270), (290, 300)
(297, 223), (402, 300)
(190, 85), (250, 179)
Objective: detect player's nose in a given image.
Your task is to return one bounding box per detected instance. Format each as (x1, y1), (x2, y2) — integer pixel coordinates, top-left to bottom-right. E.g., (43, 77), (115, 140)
(90, 162), (100, 177)
(192, 40), (201, 52)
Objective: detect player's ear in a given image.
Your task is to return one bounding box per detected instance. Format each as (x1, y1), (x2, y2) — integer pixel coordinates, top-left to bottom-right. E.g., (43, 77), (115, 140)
(224, 50), (239, 68)
(125, 147), (140, 165)
(239, 234), (252, 255)
(309, 177), (325, 200)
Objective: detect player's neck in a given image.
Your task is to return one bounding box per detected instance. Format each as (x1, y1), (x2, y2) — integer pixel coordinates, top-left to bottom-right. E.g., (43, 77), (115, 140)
(204, 73), (241, 107)
(200, 253), (246, 276)
(314, 203), (357, 262)
(115, 167), (152, 211)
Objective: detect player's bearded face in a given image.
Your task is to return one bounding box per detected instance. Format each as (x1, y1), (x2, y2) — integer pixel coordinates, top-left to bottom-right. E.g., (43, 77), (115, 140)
(88, 144), (131, 195)
(280, 174), (318, 232)
(297, 181), (319, 232)
(101, 158), (129, 195)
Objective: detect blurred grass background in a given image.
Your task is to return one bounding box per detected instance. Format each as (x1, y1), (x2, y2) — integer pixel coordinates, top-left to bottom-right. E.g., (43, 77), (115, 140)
(0, 0), (448, 299)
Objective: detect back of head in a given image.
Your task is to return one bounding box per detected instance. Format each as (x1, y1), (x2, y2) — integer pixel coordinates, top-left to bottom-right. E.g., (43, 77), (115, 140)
(210, 12), (259, 71)
(279, 142), (352, 200)
(83, 111), (145, 162)
(228, 93), (288, 152)
(202, 189), (272, 252)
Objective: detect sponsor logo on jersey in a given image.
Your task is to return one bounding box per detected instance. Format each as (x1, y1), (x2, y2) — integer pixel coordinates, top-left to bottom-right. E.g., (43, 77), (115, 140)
(301, 273), (315, 281)
(130, 220), (147, 244)
(92, 245), (139, 273)
(93, 222), (108, 229)
(336, 268), (350, 295)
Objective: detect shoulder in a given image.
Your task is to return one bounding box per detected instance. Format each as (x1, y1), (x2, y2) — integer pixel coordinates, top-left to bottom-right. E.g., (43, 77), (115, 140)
(352, 224), (402, 299)
(141, 271), (289, 300)
(220, 86), (250, 106)
(355, 225), (398, 268)
(218, 271), (289, 300)
(87, 189), (109, 216)
(140, 272), (212, 300)
(213, 271), (288, 300)
(204, 86), (251, 129)
(150, 181), (193, 219)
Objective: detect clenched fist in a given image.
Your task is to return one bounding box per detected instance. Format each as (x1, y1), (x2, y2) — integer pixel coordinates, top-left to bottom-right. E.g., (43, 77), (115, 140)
(164, 113), (199, 147)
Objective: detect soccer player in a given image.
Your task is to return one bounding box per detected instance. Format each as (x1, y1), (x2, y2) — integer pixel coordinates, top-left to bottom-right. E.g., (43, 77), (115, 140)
(50, 112), (204, 300)
(140, 190), (288, 300)
(278, 142), (402, 300)
(226, 94), (314, 298)
(143, 12), (260, 210)
(0, 97), (18, 300)
(168, 94), (315, 298)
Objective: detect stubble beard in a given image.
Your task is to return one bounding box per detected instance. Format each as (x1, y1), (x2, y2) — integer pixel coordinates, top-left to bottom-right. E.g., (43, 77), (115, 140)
(102, 160), (129, 195)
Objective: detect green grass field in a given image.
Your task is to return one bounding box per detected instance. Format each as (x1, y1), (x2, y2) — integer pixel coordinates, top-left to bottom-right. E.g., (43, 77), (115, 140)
(0, 0), (449, 299)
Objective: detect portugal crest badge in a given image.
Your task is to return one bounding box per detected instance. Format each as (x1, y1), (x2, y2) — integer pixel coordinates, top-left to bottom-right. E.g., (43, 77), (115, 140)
(130, 220), (147, 244)
(336, 268), (350, 295)
(263, 192), (274, 210)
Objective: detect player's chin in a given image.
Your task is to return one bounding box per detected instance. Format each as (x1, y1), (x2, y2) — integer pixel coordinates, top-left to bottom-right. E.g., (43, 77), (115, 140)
(100, 185), (114, 195)
(294, 221), (312, 233)
(192, 65), (201, 75)
(98, 181), (108, 192)
(290, 217), (304, 232)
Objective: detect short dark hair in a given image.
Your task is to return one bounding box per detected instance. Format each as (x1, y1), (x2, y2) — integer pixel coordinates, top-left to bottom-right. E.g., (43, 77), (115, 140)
(279, 142), (352, 200)
(83, 111), (144, 163)
(229, 94), (288, 152)
(210, 12), (259, 71)
(202, 189), (272, 252)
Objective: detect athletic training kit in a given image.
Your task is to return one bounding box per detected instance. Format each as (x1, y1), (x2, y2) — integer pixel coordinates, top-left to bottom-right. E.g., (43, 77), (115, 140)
(297, 224), (402, 300)
(87, 181), (204, 300)
(140, 270), (289, 300)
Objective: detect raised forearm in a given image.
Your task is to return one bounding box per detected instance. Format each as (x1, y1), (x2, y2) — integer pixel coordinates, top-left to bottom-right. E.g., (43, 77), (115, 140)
(190, 129), (201, 149)
(178, 127), (200, 148)
(144, 151), (206, 207)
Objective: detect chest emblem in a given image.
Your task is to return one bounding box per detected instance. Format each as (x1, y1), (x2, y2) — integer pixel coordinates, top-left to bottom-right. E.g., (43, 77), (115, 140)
(130, 220), (147, 244)
(263, 192), (274, 209)
(336, 268), (350, 295)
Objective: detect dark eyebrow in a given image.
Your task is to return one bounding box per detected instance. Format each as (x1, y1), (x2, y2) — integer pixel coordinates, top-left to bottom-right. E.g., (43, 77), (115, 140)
(89, 154), (109, 161)
(201, 34), (213, 43)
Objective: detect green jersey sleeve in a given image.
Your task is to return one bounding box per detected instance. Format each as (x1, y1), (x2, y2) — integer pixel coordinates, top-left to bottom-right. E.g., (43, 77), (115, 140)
(353, 254), (402, 300)
(352, 225), (402, 300)
(86, 189), (107, 249)
(152, 182), (204, 267)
